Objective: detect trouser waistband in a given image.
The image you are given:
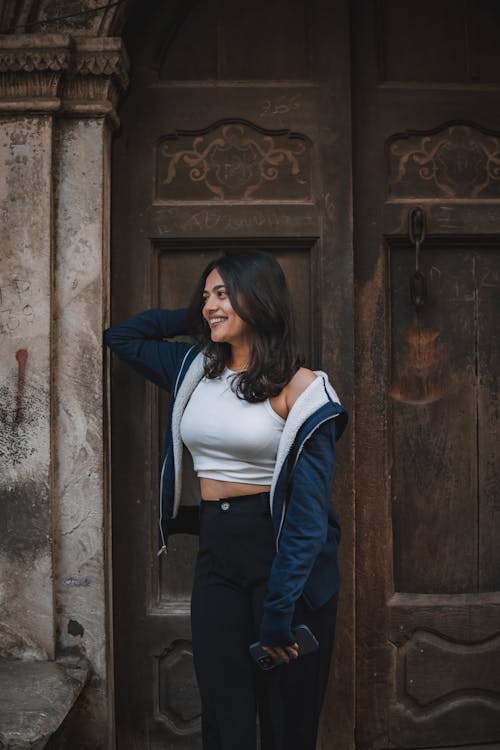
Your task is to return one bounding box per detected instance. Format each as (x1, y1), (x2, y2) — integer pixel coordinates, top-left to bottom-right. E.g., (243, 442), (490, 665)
(200, 491), (270, 512)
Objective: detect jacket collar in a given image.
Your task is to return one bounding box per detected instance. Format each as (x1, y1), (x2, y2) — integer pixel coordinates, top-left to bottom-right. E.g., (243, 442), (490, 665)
(270, 371), (341, 505)
(171, 352), (205, 513)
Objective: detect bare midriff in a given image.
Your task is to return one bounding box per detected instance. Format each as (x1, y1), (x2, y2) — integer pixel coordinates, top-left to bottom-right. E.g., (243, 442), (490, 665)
(200, 477), (271, 500)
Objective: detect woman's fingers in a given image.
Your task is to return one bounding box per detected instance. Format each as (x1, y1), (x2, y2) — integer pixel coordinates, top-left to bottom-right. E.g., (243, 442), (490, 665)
(261, 645), (287, 662)
(261, 642), (299, 664)
(273, 647), (290, 662)
(261, 645), (283, 662)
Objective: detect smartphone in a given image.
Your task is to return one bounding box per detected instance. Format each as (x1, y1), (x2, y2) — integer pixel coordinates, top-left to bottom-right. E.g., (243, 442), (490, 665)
(249, 624), (319, 670)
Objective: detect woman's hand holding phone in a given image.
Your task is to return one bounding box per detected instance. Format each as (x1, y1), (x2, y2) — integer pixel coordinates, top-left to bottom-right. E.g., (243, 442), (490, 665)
(261, 642), (299, 664)
(250, 624), (319, 670)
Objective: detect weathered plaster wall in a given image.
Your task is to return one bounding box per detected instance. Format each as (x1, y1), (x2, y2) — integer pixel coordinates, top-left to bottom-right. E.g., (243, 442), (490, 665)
(0, 114), (55, 660)
(52, 116), (112, 744)
(0, 30), (127, 747)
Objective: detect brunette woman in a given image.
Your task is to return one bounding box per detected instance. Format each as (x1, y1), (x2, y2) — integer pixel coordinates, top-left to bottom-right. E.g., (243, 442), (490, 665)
(105, 250), (347, 750)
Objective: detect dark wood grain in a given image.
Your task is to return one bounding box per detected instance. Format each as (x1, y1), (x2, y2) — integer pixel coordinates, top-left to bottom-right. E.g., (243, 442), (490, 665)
(380, 0), (500, 85)
(220, 0), (309, 80)
(159, 0), (310, 81)
(477, 250), (500, 591)
(381, 0), (466, 82)
(390, 245), (477, 594)
(353, 0), (500, 746)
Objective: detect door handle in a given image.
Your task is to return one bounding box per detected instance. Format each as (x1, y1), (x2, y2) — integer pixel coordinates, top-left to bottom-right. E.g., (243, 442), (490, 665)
(408, 206), (427, 309)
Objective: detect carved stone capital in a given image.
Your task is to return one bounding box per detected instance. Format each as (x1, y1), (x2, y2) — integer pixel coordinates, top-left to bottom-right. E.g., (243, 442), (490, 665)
(0, 33), (71, 72)
(72, 37), (129, 82)
(60, 37), (129, 127)
(0, 33), (70, 108)
(0, 34), (129, 124)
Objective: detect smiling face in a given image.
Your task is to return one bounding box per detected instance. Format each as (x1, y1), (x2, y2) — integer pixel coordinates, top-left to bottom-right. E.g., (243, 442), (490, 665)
(202, 268), (251, 349)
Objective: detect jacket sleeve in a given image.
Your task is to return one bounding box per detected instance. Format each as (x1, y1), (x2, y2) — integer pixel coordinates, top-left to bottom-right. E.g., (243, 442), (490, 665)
(104, 308), (191, 391)
(259, 420), (337, 647)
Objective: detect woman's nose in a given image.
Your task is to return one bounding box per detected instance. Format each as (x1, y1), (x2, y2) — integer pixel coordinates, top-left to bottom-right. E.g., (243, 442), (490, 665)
(204, 296), (218, 312)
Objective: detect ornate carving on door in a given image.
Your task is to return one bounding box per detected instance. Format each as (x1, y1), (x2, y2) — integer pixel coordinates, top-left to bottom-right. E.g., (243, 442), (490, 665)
(388, 122), (500, 199)
(155, 120), (311, 201)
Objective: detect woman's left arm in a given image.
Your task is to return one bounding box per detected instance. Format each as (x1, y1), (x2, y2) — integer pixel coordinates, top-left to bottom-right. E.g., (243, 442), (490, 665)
(259, 419), (338, 649)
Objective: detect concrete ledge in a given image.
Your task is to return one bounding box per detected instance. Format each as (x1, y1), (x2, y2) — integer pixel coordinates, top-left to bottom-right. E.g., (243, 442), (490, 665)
(0, 659), (88, 750)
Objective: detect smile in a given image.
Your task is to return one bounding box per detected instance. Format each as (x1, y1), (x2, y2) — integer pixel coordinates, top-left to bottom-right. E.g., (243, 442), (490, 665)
(208, 317), (227, 327)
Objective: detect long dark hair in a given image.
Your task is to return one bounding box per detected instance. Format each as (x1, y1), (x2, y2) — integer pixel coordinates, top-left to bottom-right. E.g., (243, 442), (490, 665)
(186, 250), (302, 402)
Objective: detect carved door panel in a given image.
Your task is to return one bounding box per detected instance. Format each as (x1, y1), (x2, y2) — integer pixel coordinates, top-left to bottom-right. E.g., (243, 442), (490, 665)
(354, 2), (500, 746)
(111, 1), (353, 747)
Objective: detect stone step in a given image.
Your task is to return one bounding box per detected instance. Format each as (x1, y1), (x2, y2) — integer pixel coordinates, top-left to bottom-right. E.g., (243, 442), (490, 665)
(0, 659), (88, 750)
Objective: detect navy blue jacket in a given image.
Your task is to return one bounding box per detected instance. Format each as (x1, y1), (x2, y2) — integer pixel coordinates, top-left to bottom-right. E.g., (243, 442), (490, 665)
(104, 308), (347, 646)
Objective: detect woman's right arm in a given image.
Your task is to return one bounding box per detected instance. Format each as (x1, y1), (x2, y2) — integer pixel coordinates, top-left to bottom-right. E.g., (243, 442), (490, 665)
(104, 307), (192, 391)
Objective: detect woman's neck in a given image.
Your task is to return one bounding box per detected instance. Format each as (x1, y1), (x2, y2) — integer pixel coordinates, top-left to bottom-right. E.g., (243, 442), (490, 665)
(229, 343), (250, 372)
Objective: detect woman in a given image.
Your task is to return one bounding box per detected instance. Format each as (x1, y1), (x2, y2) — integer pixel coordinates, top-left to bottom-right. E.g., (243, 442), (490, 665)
(105, 250), (347, 750)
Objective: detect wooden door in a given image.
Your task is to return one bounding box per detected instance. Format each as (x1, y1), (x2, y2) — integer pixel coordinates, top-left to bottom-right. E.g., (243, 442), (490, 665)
(111, 1), (354, 747)
(354, 1), (500, 746)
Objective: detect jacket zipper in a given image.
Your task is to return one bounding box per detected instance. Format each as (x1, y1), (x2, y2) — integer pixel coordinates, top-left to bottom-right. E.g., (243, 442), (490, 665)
(157, 453), (169, 556)
(275, 413), (340, 551)
(157, 346), (196, 556)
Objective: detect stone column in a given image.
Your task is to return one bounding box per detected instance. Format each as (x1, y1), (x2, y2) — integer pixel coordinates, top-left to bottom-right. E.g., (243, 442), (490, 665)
(0, 32), (71, 663)
(0, 33), (128, 746)
(53, 36), (128, 745)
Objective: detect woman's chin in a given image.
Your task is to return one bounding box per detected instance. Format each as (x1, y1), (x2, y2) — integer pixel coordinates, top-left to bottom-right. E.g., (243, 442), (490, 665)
(210, 331), (226, 343)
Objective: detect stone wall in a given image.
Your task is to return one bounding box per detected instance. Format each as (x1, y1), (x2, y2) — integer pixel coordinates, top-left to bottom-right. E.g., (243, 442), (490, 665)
(0, 113), (55, 661)
(0, 32), (128, 747)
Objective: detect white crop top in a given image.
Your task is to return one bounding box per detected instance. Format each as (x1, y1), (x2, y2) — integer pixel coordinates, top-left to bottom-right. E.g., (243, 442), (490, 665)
(180, 369), (285, 485)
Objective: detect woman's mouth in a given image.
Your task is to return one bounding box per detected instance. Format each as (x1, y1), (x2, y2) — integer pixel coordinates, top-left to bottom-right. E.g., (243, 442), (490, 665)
(208, 316), (227, 328)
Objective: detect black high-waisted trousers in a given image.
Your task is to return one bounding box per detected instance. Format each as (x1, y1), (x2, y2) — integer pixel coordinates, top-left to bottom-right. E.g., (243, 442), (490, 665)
(190, 493), (338, 750)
